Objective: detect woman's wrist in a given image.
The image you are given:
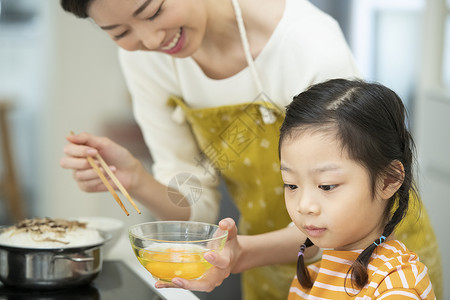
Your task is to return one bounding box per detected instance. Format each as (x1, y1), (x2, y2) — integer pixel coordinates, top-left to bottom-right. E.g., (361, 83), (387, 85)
(128, 158), (150, 195)
(129, 162), (192, 220)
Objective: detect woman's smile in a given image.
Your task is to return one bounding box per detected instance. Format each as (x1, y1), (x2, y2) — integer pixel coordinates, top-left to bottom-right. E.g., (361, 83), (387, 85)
(87, 0), (207, 56)
(160, 28), (184, 54)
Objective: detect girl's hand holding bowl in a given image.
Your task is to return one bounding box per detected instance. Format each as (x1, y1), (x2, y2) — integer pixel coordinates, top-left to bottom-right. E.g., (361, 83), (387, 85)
(129, 219), (235, 286)
(154, 218), (239, 292)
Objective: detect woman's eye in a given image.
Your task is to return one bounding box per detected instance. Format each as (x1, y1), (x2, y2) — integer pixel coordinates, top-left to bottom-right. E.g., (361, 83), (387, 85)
(319, 185), (337, 191)
(148, 6), (162, 20)
(113, 31), (129, 40)
(284, 184), (298, 191)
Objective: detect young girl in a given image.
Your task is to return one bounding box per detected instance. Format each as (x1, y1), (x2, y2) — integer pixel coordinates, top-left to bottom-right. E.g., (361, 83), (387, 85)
(279, 79), (435, 299)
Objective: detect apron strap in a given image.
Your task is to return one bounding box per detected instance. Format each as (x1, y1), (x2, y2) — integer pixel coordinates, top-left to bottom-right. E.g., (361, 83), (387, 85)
(231, 0), (264, 95)
(231, 0), (278, 124)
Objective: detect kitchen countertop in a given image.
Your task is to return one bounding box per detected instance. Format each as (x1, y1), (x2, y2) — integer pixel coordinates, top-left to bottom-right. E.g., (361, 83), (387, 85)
(105, 231), (200, 300)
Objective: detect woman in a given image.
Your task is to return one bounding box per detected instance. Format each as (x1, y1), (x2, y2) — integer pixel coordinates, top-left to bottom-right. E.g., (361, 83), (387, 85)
(59, 0), (442, 299)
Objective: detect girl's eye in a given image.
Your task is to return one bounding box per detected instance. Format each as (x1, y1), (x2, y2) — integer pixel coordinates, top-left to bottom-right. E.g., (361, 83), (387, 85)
(319, 185), (337, 191)
(284, 184), (298, 191)
(148, 6), (162, 21)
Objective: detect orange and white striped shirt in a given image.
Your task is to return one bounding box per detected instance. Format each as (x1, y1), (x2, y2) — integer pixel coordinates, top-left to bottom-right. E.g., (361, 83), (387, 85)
(288, 240), (435, 299)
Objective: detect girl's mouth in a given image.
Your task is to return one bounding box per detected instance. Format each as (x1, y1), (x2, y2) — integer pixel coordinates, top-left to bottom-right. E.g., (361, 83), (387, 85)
(160, 28), (184, 54)
(304, 225), (326, 237)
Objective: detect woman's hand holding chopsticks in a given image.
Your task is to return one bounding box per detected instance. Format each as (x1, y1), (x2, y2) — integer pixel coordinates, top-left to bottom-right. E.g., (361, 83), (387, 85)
(60, 131), (192, 220)
(60, 132), (141, 215)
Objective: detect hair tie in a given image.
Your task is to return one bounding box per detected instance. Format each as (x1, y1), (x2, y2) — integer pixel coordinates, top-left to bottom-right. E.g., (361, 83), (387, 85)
(373, 235), (386, 247)
(298, 243), (307, 257)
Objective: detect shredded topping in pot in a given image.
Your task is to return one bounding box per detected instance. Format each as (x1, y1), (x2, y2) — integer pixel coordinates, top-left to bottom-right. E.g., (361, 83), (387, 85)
(8, 217), (87, 245)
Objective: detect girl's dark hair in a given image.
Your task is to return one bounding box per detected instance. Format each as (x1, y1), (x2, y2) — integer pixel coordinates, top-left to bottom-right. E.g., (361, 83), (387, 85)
(297, 238), (314, 289)
(280, 78), (417, 291)
(60, 0), (93, 18)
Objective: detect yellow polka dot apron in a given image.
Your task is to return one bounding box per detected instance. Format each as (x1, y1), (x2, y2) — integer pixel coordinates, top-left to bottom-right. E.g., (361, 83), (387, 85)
(169, 96), (295, 300)
(166, 0), (442, 298)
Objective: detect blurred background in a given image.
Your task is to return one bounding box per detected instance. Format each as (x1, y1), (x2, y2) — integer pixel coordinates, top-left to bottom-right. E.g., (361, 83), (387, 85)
(0, 0), (449, 299)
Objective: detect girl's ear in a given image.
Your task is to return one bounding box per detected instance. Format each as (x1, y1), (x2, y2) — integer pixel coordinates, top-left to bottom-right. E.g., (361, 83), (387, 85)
(380, 160), (405, 200)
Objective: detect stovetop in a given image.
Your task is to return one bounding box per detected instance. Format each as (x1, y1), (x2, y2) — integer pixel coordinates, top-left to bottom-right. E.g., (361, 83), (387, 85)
(0, 260), (166, 300)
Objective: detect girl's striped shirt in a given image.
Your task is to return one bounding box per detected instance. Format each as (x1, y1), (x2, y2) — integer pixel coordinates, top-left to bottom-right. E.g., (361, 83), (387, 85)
(288, 240), (435, 299)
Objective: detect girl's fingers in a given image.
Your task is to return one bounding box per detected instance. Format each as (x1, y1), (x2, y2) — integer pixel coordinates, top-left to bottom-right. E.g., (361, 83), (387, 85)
(156, 219), (238, 292)
(218, 217), (235, 230)
(204, 251), (230, 269)
(218, 218), (237, 239)
(156, 270), (227, 292)
(154, 281), (179, 289)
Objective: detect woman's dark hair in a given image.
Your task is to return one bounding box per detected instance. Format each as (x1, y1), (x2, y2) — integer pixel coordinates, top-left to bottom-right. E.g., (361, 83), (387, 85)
(60, 0), (93, 18)
(279, 78), (417, 292)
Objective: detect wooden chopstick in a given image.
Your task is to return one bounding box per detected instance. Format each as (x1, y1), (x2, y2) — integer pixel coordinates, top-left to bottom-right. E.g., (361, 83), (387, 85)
(95, 153), (141, 214)
(85, 156), (130, 216)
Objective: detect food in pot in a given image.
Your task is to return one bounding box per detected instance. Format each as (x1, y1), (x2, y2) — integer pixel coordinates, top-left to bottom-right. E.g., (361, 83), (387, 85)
(0, 217), (103, 248)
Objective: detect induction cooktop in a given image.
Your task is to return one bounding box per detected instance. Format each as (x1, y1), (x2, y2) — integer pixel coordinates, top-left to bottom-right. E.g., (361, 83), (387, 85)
(0, 260), (166, 300)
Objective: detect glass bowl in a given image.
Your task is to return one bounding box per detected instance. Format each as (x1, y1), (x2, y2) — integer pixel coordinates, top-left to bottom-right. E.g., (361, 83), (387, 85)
(128, 221), (228, 282)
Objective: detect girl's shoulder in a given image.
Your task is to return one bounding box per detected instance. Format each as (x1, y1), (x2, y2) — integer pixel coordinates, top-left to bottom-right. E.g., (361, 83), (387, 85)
(370, 240), (422, 271)
(367, 240), (435, 299)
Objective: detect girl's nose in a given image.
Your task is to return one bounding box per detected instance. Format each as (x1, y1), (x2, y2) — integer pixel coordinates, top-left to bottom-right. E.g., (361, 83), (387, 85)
(296, 191), (320, 215)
